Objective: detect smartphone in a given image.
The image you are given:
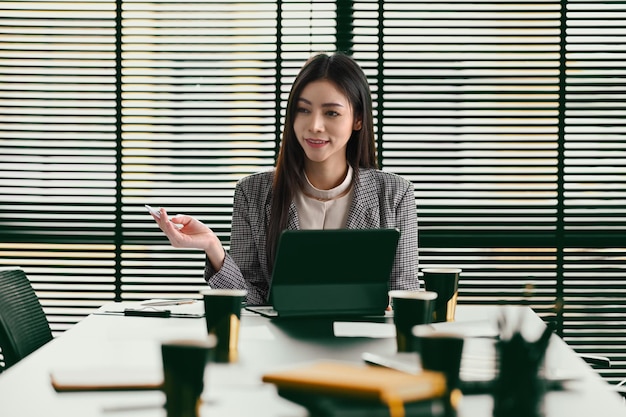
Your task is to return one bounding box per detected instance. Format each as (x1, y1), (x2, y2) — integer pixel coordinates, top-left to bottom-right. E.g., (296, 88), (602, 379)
(145, 204), (183, 228)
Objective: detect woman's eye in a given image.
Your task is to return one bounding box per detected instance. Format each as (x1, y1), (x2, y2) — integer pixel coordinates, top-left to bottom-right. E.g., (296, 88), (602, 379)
(297, 107), (310, 113)
(326, 110), (340, 117)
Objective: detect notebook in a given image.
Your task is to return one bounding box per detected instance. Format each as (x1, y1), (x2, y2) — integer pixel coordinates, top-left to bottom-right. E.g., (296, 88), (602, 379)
(262, 360), (446, 412)
(245, 228), (400, 318)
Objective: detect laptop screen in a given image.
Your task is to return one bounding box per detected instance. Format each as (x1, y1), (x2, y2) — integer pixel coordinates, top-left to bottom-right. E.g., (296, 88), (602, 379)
(267, 228), (400, 317)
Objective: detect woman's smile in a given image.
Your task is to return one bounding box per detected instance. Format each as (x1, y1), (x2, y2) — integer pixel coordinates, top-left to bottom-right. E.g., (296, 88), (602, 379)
(304, 138), (329, 148)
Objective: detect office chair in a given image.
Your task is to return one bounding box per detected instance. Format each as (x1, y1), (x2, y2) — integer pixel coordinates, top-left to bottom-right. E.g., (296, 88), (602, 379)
(0, 267), (53, 372)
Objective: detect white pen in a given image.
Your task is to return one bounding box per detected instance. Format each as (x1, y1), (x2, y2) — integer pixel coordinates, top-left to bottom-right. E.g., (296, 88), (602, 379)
(145, 204), (184, 229)
(145, 204), (162, 219)
(141, 299), (196, 307)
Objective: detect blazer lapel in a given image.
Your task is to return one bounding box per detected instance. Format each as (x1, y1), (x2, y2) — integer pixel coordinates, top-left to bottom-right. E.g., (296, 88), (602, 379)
(264, 198), (300, 230)
(286, 202), (300, 230)
(345, 169), (380, 229)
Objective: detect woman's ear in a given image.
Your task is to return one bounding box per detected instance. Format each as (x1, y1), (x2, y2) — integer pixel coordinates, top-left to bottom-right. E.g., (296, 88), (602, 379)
(353, 117), (362, 131)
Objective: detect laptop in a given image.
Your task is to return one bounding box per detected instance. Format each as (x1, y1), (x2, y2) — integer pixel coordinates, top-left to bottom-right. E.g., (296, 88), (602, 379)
(245, 228), (400, 318)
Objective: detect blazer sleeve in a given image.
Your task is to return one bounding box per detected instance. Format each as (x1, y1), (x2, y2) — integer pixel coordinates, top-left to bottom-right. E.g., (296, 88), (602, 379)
(204, 176), (271, 305)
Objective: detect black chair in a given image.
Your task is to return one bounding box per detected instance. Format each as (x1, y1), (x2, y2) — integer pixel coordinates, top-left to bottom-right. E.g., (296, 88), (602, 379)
(0, 267), (53, 372)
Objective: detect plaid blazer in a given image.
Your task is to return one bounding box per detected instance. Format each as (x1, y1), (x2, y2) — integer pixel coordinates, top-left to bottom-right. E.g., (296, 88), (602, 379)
(205, 168), (419, 305)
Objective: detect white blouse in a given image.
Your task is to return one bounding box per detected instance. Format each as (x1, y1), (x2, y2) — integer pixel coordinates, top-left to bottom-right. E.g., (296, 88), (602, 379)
(294, 165), (354, 229)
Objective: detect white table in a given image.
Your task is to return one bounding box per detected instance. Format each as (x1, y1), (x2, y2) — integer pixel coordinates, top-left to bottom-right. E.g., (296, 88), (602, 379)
(0, 304), (623, 417)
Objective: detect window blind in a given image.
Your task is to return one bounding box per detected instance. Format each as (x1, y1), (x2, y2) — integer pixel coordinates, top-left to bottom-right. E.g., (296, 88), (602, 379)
(562, 0), (626, 384)
(354, 0), (563, 319)
(0, 0), (118, 331)
(0, 0), (340, 330)
(120, 0), (338, 299)
(120, 0), (279, 301)
(357, 0), (626, 384)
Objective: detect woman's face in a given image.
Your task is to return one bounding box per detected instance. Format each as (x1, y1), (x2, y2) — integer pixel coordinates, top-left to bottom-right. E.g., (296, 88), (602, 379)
(293, 79), (362, 169)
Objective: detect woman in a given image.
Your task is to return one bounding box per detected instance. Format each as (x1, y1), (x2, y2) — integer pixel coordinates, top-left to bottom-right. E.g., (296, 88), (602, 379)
(152, 52), (419, 305)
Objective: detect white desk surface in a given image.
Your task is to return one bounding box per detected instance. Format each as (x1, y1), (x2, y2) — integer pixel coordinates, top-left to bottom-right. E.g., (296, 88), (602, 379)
(0, 304), (623, 417)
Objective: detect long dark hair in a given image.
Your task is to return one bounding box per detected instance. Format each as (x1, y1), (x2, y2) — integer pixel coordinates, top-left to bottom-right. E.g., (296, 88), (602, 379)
(266, 52), (378, 266)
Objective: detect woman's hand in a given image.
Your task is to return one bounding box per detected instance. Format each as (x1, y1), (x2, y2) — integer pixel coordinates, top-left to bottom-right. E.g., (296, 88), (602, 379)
(151, 208), (225, 270)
